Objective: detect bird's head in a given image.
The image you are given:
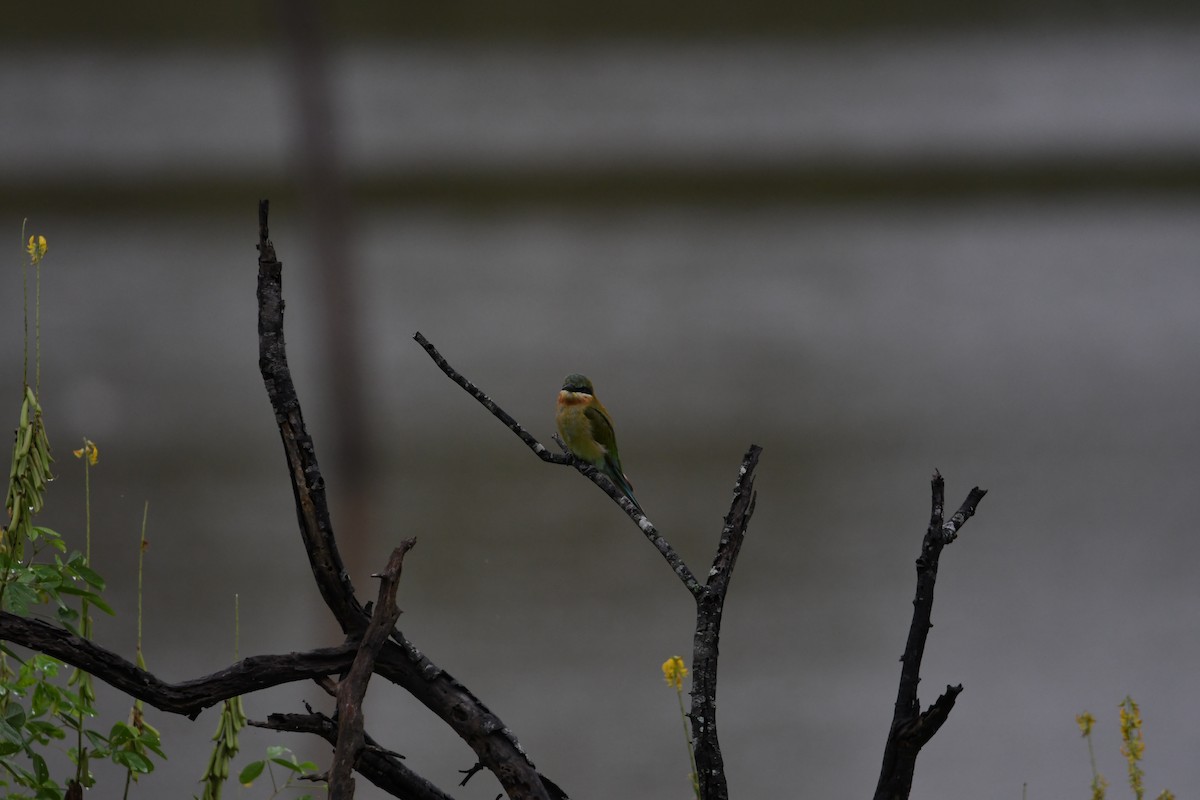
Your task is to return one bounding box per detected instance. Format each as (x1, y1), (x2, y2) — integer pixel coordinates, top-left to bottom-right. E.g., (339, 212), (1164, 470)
(560, 373), (594, 395)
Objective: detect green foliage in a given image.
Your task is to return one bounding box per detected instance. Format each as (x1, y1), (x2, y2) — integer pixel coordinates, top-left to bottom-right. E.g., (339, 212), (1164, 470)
(4, 386), (52, 527)
(0, 227), (165, 799)
(0, 643), (165, 797)
(236, 746), (322, 799)
(0, 546), (111, 627)
(198, 696), (248, 800)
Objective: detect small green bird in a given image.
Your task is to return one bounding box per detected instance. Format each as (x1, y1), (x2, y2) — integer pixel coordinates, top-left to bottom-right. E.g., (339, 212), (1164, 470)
(555, 373), (643, 514)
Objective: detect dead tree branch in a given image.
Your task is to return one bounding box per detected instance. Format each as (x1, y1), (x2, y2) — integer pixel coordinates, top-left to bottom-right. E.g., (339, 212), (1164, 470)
(259, 202), (561, 800)
(1, 203), (566, 800)
(252, 711), (457, 800)
(414, 332), (703, 596)
(331, 541), (415, 799)
(0, 612), (356, 719)
(873, 470), (987, 800)
(257, 198), (365, 632)
(690, 445), (759, 800)
(414, 334), (763, 800)
(0, 200), (988, 800)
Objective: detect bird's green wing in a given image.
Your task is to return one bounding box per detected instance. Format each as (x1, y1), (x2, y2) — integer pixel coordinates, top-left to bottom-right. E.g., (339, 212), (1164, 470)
(584, 402), (638, 502)
(583, 404), (620, 462)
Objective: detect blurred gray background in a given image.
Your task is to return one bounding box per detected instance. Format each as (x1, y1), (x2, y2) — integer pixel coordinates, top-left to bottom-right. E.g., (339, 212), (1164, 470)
(3, 2), (1199, 798)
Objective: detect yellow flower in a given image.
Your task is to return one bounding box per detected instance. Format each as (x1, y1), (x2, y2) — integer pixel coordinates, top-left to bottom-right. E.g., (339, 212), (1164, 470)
(72, 439), (99, 465)
(662, 656), (688, 690)
(1119, 697), (1145, 799)
(26, 234), (47, 265)
(1076, 712), (1096, 736)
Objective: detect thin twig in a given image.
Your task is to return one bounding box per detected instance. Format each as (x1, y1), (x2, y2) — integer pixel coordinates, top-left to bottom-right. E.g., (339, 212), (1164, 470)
(414, 331), (703, 596)
(414, 331), (566, 463)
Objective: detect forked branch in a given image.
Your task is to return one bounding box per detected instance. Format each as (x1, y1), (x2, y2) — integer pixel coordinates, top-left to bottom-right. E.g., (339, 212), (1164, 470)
(330, 541), (416, 799)
(258, 201), (560, 800)
(415, 333), (764, 800)
(874, 471), (987, 800)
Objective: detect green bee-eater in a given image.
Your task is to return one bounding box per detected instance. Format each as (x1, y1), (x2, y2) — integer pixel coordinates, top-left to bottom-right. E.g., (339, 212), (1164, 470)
(555, 373), (643, 514)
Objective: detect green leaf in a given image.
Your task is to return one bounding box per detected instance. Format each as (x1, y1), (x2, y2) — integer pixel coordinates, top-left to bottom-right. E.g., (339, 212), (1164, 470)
(30, 528), (68, 553)
(30, 526), (61, 541)
(84, 593), (114, 616)
(56, 714), (82, 734)
(30, 655), (61, 677)
(237, 760), (265, 785)
(54, 587), (115, 618)
(30, 682), (60, 717)
(265, 744), (288, 759)
(138, 730), (166, 758)
(271, 757), (303, 773)
(112, 750), (153, 773)
(54, 587), (115, 616)
(2, 703), (28, 732)
(3, 582), (38, 615)
(30, 753), (49, 783)
(29, 565), (61, 589)
(108, 721), (138, 746)
(23, 721), (65, 743)
(83, 729), (109, 750)
(70, 564), (105, 591)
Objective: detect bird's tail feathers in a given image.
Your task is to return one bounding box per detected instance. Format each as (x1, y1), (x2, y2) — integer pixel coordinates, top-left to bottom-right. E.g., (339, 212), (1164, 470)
(601, 456), (644, 515)
(613, 471), (644, 516)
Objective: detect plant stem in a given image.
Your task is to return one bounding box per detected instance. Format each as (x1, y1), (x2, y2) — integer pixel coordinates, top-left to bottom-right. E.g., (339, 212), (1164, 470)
(677, 684), (700, 800)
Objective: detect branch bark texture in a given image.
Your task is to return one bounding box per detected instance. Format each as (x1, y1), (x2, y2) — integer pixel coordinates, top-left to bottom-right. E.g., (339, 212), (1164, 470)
(690, 445), (759, 800)
(873, 471), (987, 800)
(258, 200), (365, 632)
(330, 541), (415, 799)
(0, 612), (356, 719)
(260, 203), (558, 800)
(254, 711), (455, 800)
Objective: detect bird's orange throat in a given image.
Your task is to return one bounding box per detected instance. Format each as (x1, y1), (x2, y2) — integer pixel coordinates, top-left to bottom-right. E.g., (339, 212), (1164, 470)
(557, 390), (591, 407)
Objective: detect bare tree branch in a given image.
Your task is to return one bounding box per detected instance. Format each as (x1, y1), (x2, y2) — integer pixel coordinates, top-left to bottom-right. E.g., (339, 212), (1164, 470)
(413, 331), (567, 464)
(331, 541), (415, 799)
(874, 470), (987, 800)
(259, 202), (559, 800)
(690, 445), (760, 800)
(414, 331), (766, 800)
(0, 612), (356, 719)
(414, 331), (703, 596)
(252, 711), (458, 800)
(257, 200), (365, 632)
